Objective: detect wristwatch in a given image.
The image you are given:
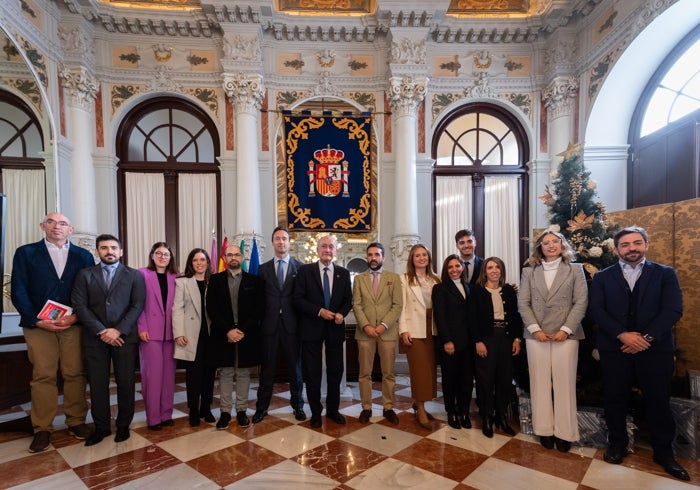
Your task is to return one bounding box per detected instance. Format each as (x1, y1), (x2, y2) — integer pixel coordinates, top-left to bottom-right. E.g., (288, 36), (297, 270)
(642, 333), (655, 342)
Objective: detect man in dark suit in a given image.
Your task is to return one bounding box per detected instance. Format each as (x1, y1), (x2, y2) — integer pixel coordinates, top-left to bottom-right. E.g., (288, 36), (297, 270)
(11, 213), (96, 453)
(455, 229), (483, 284)
(253, 226), (306, 423)
(589, 226), (689, 481)
(294, 234), (352, 428)
(71, 234), (145, 446)
(207, 244), (265, 430)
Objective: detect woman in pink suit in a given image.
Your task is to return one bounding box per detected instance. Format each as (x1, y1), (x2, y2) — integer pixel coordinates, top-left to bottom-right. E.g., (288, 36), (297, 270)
(138, 242), (178, 430)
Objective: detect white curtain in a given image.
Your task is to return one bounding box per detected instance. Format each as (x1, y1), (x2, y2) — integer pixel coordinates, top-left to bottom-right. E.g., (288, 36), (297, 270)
(3, 169), (46, 313)
(484, 176), (521, 285)
(178, 173), (217, 271)
(435, 175), (472, 270)
(125, 172), (165, 269)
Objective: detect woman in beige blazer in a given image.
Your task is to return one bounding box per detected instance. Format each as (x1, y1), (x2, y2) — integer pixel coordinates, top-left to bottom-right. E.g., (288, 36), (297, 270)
(398, 244), (440, 429)
(518, 231), (588, 453)
(173, 248), (216, 427)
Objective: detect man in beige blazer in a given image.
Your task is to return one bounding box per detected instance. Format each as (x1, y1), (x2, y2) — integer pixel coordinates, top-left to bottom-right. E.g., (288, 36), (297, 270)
(352, 243), (403, 424)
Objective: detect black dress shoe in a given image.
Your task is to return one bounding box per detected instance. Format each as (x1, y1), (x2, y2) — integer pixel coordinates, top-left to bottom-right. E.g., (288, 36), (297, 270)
(216, 412), (231, 430)
(603, 446), (628, 464)
(654, 457), (690, 481)
(539, 435), (555, 449)
(383, 409), (399, 425)
(200, 407), (215, 423)
(85, 430), (111, 447)
(236, 411), (250, 427)
(114, 427), (130, 443)
(460, 413), (472, 429)
(447, 413), (461, 429)
(555, 437), (571, 453)
(189, 413), (201, 427)
(482, 417), (494, 438)
(294, 408), (307, 421)
(29, 431), (51, 453)
(310, 414), (322, 428)
(147, 424), (162, 431)
(160, 419), (174, 427)
(252, 410), (267, 424)
(359, 409), (372, 423)
(495, 416), (515, 436)
(326, 411), (346, 425)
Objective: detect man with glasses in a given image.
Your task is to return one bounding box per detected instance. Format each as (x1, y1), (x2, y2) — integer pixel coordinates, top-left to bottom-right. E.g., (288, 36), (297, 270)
(11, 213), (96, 453)
(207, 244), (264, 429)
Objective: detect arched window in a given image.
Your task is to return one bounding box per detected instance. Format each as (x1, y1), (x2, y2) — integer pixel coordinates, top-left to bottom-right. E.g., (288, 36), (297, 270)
(116, 97), (220, 268)
(629, 25), (700, 207)
(432, 103), (529, 279)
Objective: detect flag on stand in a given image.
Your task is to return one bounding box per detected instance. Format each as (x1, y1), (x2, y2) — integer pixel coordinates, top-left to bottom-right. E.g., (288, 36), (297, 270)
(217, 236), (228, 272)
(249, 237), (260, 275)
(239, 239), (248, 272)
(210, 234), (217, 273)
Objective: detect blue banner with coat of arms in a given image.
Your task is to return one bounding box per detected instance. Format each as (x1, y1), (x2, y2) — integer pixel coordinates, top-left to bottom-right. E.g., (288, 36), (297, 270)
(284, 114), (372, 232)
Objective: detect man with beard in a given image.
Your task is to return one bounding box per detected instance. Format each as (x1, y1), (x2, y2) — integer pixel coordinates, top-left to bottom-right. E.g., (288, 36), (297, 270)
(589, 226), (689, 481)
(207, 244), (264, 429)
(455, 229), (482, 285)
(352, 242), (403, 424)
(72, 234), (145, 446)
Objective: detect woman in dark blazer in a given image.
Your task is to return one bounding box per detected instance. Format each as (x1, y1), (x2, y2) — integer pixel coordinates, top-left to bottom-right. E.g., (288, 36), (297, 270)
(173, 248), (216, 426)
(471, 257), (522, 438)
(137, 242), (178, 431)
(432, 254), (474, 430)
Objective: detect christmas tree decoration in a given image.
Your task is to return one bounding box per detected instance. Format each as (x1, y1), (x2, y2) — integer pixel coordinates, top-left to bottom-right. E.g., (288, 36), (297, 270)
(542, 142), (619, 275)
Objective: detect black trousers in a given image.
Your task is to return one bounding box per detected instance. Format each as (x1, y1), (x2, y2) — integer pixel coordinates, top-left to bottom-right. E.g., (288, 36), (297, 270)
(440, 347), (474, 415)
(256, 328), (304, 411)
(600, 349), (676, 459)
(474, 328), (514, 419)
(184, 334), (216, 413)
(301, 335), (344, 416)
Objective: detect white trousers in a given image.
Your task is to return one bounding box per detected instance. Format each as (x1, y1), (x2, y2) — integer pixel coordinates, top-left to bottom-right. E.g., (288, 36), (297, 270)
(218, 366), (251, 413)
(525, 339), (580, 442)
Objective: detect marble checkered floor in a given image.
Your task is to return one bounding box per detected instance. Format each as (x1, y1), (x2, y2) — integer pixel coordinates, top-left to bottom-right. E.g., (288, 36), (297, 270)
(0, 375), (698, 489)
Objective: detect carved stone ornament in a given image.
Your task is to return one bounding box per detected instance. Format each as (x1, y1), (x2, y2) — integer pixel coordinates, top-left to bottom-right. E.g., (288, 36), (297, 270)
(146, 65), (183, 93)
(222, 73), (265, 113)
(386, 76), (428, 116)
(222, 34), (261, 61)
(390, 235), (420, 270)
(473, 50), (492, 70)
(543, 76), (579, 118)
(152, 43), (174, 62)
(543, 39), (577, 71)
(58, 26), (91, 58)
(464, 72), (496, 99)
(316, 49), (336, 68)
(59, 66), (98, 108)
(310, 70), (342, 97)
(390, 38), (427, 65)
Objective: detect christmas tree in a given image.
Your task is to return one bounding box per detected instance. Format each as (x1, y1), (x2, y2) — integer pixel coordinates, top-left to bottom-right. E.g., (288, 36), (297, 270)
(539, 142), (619, 276)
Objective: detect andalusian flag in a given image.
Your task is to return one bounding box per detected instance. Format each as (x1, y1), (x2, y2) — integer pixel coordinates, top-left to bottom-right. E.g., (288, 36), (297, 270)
(239, 239), (247, 272)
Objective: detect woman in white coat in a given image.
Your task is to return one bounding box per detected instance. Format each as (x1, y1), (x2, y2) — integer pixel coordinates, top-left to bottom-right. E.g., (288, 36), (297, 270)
(173, 248), (216, 426)
(518, 230), (588, 453)
(398, 244), (440, 430)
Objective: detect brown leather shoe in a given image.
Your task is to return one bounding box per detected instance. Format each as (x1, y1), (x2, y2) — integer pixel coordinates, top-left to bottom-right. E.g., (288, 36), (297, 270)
(29, 431), (51, 453)
(68, 423), (91, 440)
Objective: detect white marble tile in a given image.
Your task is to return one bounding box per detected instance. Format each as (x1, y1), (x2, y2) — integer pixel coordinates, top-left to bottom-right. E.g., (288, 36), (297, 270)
(251, 424), (334, 458)
(157, 428), (244, 462)
(0, 435), (46, 464)
(427, 425), (510, 456)
(462, 457), (579, 490)
(513, 433), (599, 458)
(345, 457), (457, 490)
(339, 424), (423, 456)
(225, 459), (338, 489)
(581, 458), (698, 489)
(113, 462), (220, 489)
(57, 430), (152, 467)
(7, 469), (88, 490)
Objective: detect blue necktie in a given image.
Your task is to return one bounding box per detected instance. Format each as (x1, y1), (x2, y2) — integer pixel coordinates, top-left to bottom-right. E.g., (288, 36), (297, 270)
(277, 259), (285, 289)
(323, 267), (331, 309)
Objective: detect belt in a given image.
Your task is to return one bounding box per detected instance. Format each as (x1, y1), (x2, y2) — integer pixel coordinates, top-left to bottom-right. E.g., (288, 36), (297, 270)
(493, 321), (507, 328)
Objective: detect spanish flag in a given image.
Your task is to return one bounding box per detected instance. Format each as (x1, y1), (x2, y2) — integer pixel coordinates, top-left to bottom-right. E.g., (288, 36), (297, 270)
(217, 236), (228, 272)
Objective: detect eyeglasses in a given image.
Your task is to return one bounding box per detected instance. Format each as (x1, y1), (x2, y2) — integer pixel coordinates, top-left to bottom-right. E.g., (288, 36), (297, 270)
(225, 253), (243, 258)
(541, 239), (562, 247)
(153, 251), (171, 258)
(44, 219), (70, 227)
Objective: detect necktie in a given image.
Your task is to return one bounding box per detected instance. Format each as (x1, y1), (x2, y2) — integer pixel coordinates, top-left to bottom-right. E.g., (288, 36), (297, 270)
(323, 267), (331, 309)
(464, 261), (470, 283)
(371, 271), (379, 297)
(103, 265), (114, 289)
(277, 259), (285, 288)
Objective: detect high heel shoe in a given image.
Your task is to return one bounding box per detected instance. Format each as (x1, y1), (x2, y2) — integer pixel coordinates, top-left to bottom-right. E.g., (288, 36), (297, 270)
(447, 412), (461, 429)
(481, 416), (494, 438)
(495, 415), (515, 436)
(414, 411), (432, 430)
(412, 402), (434, 420)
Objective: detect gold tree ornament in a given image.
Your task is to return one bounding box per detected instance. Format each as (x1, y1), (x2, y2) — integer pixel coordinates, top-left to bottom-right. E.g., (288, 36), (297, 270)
(538, 184), (555, 206)
(567, 210), (594, 231)
(557, 141), (584, 160)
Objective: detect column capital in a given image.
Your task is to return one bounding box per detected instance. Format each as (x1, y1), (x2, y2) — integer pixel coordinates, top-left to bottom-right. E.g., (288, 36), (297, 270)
(223, 73), (264, 114)
(59, 65), (98, 109)
(543, 76), (579, 119)
(386, 76), (428, 117)
(390, 234), (421, 271)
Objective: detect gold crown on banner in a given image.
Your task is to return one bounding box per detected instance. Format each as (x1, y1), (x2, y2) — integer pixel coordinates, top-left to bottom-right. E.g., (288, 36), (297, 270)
(314, 146), (345, 164)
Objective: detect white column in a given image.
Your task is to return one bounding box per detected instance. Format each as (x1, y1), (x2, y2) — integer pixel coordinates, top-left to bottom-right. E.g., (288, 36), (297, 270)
(59, 66), (98, 236)
(223, 73), (264, 245)
(387, 76), (427, 270)
(543, 76), (579, 166)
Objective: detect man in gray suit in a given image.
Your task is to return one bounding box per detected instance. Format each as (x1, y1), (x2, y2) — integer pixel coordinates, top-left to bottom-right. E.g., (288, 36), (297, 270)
(253, 226), (306, 423)
(72, 234), (146, 446)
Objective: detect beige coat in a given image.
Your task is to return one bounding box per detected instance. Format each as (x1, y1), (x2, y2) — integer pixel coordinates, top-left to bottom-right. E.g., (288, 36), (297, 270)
(398, 274), (438, 338)
(353, 269), (403, 341)
(172, 276), (208, 361)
